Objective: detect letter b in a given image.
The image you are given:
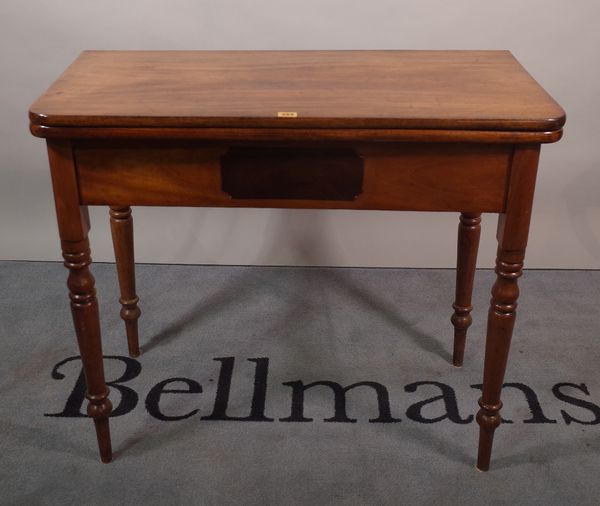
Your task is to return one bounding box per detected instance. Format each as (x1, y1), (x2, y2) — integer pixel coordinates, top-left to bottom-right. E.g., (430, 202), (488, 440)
(45, 355), (141, 417)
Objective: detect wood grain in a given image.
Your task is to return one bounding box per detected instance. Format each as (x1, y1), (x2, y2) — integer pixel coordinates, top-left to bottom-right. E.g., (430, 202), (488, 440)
(29, 51), (564, 467)
(109, 206), (141, 358)
(221, 147), (364, 201)
(47, 139), (113, 463)
(476, 144), (541, 471)
(29, 51), (565, 134)
(451, 212), (482, 367)
(30, 124), (563, 144)
(73, 140), (512, 212)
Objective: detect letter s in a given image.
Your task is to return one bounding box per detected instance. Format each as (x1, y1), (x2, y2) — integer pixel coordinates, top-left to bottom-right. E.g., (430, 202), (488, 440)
(552, 382), (600, 425)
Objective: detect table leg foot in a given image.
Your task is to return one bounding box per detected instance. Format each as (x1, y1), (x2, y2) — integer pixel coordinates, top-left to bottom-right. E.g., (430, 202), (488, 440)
(123, 316), (140, 358)
(91, 395), (113, 463)
(476, 398), (502, 471)
(110, 206), (141, 357)
(451, 212), (481, 367)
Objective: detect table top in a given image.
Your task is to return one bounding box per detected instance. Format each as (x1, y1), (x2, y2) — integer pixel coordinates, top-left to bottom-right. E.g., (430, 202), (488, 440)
(29, 50), (565, 133)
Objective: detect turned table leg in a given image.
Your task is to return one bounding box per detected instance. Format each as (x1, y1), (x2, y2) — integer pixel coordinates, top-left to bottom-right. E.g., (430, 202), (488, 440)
(476, 144), (540, 471)
(109, 206), (141, 357)
(63, 238), (113, 462)
(47, 140), (113, 463)
(451, 212), (481, 367)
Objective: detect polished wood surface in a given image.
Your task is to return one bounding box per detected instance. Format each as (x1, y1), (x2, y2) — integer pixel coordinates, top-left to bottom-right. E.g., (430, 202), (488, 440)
(30, 50), (565, 471)
(221, 147), (364, 201)
(73, 141), (511, 211)
(109, 206), (141, 357)
(29, 51), (564, 133)
(476, 144), (540, 471)
(30, 124), (563, 143)
(451, 212), (482, 367)
(47, 139), (113, 463)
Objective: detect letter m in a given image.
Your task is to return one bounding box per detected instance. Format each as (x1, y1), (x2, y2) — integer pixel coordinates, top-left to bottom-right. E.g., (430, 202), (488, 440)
(280, 380), (400, 423)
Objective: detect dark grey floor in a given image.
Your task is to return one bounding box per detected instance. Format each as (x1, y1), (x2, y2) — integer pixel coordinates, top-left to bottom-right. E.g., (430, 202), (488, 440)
(1, 261), (599, 505)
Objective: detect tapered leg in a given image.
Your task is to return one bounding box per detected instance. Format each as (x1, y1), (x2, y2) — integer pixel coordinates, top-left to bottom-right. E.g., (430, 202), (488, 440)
(47, 140), (113, 463)
(109, 206), (141, 357)
(64, 238), (113, 462)
(451, 212), (481, 367)
(476, 144), (540, 471)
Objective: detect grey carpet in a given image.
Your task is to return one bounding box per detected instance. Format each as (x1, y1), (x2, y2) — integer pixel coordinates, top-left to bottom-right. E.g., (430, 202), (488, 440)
(1, 261), (599, 505)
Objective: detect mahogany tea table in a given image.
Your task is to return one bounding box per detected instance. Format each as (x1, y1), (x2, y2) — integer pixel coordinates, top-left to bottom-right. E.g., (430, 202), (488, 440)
(29, 50), (565, 470)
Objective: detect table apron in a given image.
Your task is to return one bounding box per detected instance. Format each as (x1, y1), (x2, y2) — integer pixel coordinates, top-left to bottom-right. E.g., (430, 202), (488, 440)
(72, 140), (513, 212)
